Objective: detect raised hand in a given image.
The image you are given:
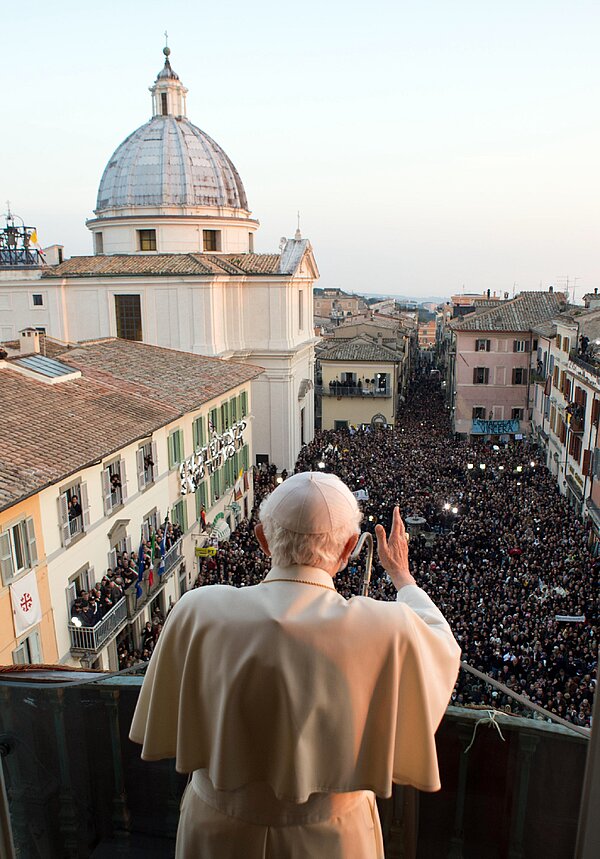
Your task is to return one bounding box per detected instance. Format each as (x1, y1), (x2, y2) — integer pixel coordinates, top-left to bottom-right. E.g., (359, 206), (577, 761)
(375, 506), (416, 591)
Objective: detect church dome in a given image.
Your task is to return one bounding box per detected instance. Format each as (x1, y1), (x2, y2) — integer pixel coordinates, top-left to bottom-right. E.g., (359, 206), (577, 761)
(96, 116), (248, 213)
(95, 49), (248, 215)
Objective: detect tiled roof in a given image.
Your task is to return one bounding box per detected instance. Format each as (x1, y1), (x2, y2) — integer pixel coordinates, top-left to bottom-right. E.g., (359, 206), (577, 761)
(0, 339), (263, 511)
(317, 336), (403, 362)
(42, 253), (283, 279)
(451, 292), (567, 332)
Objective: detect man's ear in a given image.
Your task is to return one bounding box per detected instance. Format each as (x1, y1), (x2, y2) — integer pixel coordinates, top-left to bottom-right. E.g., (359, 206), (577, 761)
(255, 523), (271, 557)
(337, 532), (360, 572)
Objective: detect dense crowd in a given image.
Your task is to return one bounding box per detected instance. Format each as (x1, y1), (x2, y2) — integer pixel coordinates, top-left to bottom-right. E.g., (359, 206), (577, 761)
(189, 380), (596, 727)
(297, 380), (598, 726)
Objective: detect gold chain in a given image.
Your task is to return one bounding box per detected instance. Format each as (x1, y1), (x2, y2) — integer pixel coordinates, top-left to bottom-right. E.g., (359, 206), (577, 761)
(262, 578), (335, 591)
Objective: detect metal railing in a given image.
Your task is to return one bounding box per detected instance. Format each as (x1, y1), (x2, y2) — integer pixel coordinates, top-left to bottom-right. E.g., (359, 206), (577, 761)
(316, 384), (392, 398)
(125, 538), (183, 619)
(68, 597), (127, 653)
(163, 539), (183, 574)
(68, 515), (83, 538)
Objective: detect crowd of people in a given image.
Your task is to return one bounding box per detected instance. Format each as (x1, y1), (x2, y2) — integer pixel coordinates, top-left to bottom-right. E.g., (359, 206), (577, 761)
(185, 380), (596, 728)
(297, 380), (597, 727)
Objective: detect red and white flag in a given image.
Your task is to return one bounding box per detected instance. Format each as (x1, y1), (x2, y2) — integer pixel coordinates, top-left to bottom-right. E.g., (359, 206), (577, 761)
(10, 570), (42, 636)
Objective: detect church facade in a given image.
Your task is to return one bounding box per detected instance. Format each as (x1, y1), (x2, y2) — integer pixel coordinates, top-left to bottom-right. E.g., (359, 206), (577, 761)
(1, 48), (317, 470)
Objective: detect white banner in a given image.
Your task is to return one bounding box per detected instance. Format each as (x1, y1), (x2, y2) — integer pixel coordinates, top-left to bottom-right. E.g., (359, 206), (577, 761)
(10, 570), (42, 636)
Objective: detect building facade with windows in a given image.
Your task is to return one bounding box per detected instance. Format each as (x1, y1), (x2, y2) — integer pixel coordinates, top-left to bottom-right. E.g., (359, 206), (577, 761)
(0, 49), (317, 471)
(449, 290), (567, 438)
(0, 493), (58, 666)
(0, 337), (261, 668)
(316, 336), (403, 430)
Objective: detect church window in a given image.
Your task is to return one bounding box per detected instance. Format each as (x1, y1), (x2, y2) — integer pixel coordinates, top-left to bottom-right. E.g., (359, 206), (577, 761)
(94, 232), (104, 254)
(115, 294), (142, 341)
(161, 93), (168, 115)
(138, 229), (157, 251)
(203, 230), (221, 252)
(32, 294), (44, 307)
(248, 232), (254, 253)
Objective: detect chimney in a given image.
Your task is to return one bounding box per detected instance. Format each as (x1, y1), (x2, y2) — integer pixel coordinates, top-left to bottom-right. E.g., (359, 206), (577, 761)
(19, 328), (40, 354)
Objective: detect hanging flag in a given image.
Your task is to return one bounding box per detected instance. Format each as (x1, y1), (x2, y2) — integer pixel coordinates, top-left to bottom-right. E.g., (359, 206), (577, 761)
(136, 532), (145, 598)
(234, 468), (244, 500)
(10, 569), (42, 636)
(157, 516), (169, 576)
(30, 229), (38, 245)
(148, 531), (156, 588)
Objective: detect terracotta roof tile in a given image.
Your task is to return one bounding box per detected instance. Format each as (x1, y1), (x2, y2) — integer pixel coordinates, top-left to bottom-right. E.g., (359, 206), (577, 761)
(42, 253), (284, 279)
(317, 336), (403, 362)
(0, 339), (263, 511)
(451, 292), (567, 332)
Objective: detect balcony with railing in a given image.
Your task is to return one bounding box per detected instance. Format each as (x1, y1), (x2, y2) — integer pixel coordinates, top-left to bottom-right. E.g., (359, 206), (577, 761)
(125, 538), (183, 621)
(68, 597), (127, 653)
(0, 663), (595, 859)
(68, 514), (84, 539)
(316, 384), (392, 398)
(570, 347), (600, 378)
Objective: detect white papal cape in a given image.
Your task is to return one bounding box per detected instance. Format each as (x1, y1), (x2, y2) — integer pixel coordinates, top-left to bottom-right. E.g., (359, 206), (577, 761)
(130, 565), (461, 857)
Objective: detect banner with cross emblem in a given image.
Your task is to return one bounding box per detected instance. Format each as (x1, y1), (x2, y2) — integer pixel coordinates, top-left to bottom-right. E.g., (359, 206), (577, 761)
(10, 570), (42, 637)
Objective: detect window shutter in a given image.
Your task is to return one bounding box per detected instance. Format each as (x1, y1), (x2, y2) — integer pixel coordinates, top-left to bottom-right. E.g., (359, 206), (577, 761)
(582, 449), (591, 477)
(101, 468), (113, 517)
(66, 581), (78, 615)
(125, 535), (132, 555)
(28, 631), (42, 664)
(25, 518), (38, 566)
(486, 340), (491, 352)
(80, 482), (90, 529)
(513, 340), (518, 352)
(511, 369), (517, 385)
(120, 459), (128, 503)
(182, 499), (188, 533)
(178, 429), (184, 463)
(473, 368), (478, 384)
(151, 441), (158, 481)
(593, 400), (600, 425)
(0, 532), (14, 584)
(142, 521), (150, 542)
(525, 341), (530, 352)
(136, 448), (145, 491)
(57, 493), (71, 547)
(107, 548), (117, 572)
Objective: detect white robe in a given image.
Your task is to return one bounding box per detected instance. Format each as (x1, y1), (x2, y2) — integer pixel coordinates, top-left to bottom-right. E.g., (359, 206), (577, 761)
(130, 565), (461, 857)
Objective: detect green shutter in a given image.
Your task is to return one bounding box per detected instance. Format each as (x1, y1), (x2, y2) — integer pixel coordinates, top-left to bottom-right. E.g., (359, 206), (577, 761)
(239, 391), (248, 418)
(230, 397), (237, 423)
(168, 434), (174, 469)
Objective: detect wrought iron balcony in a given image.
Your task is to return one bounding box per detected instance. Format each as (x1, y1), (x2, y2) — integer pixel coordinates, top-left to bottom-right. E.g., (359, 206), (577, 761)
(316, 384), (392, 398)
(68, 514), (84, 538)
(68, 596), (127, 653)
(125, 539), (183, 620)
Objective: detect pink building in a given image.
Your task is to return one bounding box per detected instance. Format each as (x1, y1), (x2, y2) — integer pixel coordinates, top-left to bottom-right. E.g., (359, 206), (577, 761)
(450, 291), (566, 438)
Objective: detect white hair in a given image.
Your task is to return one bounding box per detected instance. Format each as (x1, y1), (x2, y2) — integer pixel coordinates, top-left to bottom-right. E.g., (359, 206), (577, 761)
(259, 494), (362, 569)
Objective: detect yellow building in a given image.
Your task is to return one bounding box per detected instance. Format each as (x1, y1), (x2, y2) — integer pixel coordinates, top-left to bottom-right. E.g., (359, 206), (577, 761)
(0, 495), (58, 665)
(317, 336), (402, 429)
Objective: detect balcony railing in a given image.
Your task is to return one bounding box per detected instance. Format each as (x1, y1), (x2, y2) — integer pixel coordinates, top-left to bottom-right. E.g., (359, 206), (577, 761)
(0, 665), (593, 858)
(125, 538), (183, 620)
(570, 348), (600, 377)
(68, 514), (83, 538)
(68, 596), (127, 653)
(316, 384), (392, 398)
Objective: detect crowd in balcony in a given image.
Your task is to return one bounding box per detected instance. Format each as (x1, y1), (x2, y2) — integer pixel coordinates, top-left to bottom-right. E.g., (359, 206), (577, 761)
(71, 521), (183, 629)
